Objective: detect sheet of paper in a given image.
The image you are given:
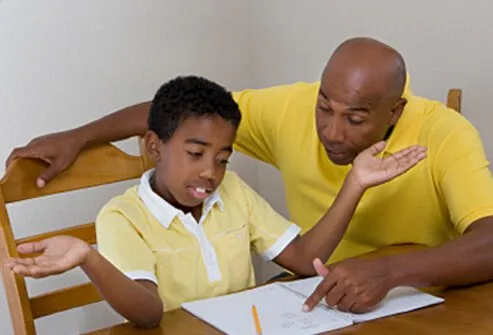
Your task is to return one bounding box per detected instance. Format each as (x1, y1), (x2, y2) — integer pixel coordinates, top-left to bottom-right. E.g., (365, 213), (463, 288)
(182, 283), (352, 335)
(282, 276), (445, 322)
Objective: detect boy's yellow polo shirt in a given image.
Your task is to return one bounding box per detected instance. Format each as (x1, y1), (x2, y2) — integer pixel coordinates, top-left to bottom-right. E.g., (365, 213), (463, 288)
(233, 79), (493, 263)
(96, 170), (300, 311)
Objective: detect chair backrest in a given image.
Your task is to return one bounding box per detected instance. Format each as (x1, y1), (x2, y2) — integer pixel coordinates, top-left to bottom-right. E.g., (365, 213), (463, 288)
(0, 140), (154, 335)
(447, 88), (462, 113)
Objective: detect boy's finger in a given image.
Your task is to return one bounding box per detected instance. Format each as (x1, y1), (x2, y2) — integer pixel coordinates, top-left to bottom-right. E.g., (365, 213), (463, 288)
(17, 240), (47, 254)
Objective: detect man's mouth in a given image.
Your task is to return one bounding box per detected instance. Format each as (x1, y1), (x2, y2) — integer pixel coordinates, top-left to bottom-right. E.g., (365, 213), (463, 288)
(325, 148), (347, 157)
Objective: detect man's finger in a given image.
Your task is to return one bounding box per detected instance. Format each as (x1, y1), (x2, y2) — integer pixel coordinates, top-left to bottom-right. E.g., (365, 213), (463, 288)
(303, 275), (337, 311)
(37, 162), (64, 188)
(324, 281), (347, 307)
(349, 301), (375, 314)
(313, 258), (329, 277)
(335, 291), (358, 312)
(5, 147), (31, 169)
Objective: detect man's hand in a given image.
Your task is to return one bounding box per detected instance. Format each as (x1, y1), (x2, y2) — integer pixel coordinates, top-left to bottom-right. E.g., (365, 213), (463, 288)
(350, 141), (427, 190)
(6, 131), (85, 188)
(3, 236), (92, 278)
(303, 257), (394, 313)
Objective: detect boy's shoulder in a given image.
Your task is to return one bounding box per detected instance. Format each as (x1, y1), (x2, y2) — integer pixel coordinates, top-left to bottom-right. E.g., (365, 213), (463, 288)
(218, 170), (258, 203)
(97, 185), (149, 224)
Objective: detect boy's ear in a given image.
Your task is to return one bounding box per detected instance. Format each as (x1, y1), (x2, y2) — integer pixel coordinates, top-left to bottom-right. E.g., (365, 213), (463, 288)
(143, 131), (162, 162)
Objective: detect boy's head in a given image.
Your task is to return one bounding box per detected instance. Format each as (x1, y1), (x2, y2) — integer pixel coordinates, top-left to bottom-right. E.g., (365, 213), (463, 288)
(144, 76), (241, 212)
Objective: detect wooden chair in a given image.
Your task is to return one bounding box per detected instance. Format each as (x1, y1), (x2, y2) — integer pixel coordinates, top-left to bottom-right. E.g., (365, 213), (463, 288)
(447, 88), (462, 113)
(0, 141), (154, 335)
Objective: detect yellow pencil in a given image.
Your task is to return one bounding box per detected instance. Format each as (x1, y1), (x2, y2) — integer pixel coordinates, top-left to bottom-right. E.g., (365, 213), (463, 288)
(251, 304), (262, 335)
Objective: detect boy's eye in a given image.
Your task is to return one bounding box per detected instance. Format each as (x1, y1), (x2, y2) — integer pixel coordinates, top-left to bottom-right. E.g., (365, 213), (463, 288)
(187, 151), (203, 157)
(217, 158), (230, 165)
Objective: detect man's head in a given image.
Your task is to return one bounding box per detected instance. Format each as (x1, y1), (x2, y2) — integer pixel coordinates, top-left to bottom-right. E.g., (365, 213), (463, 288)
(145, 76), (241, 211)
(316, 37), (407, 165)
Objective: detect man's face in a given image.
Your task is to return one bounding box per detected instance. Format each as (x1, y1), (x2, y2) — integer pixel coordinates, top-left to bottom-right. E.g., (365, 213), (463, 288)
(315, 71), (404, 165)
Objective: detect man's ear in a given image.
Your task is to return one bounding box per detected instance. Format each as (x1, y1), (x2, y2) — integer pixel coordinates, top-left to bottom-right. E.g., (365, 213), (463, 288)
(389, 98), (407, 126)
(143, 131), (162, 163)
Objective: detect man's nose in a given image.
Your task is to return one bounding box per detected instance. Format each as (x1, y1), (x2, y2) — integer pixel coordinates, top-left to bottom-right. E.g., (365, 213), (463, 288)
(323, 117), (345, 143)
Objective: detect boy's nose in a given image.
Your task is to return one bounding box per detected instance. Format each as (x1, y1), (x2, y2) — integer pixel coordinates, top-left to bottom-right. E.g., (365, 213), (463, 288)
(198, 165), (216, 180)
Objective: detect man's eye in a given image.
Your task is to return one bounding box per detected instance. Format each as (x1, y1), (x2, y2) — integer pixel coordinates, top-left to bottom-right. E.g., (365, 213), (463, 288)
(187, 151), (203, 157)
(347, 117), (364, 125)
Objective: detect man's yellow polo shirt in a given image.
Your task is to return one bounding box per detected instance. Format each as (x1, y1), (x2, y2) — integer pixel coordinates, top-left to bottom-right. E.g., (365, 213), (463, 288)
(96, 170), (300, 311)
(233, 79), (493, 263)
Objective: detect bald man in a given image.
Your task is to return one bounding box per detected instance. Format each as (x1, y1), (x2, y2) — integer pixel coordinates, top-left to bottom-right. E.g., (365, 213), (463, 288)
(8, 38), (493, 313)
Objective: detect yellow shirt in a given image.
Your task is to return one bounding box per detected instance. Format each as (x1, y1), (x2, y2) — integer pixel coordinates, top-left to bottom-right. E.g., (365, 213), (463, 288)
(233, 79), (493, 263)
(96, 170), (300, 311)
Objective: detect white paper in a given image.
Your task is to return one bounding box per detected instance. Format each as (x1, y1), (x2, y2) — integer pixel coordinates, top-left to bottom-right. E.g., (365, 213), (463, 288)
(182, 283), (352, 335)
(182, 277), (444, 335)
(283, 276), (445, 322)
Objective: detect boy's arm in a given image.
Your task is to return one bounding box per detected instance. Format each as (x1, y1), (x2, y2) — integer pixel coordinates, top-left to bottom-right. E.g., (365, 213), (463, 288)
(6, 102), (151, 186)
(274, 142), (427, 276)
(4, 236), (163, 328)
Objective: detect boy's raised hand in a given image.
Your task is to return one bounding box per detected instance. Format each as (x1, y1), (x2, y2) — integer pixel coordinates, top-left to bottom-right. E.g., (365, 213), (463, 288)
(3, 236), (92, 278)
(349, 141), (427, 190)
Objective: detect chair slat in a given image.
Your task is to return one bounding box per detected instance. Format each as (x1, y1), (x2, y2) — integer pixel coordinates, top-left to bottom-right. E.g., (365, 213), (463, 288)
(30, 283), (103, 319)
(1, 144), (146, 204)
(447, 88), (462, 113)
(16, 223), (96, 252)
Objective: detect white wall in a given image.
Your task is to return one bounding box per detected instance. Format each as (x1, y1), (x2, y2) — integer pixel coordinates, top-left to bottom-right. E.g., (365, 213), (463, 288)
(0, 1), (253, 334)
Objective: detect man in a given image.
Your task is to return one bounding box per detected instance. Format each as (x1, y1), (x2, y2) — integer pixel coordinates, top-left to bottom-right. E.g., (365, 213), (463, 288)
(8, 37), (493, 313)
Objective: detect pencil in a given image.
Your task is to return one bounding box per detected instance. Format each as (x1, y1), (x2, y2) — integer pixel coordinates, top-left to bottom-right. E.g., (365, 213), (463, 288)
(251, 304), (262, 335)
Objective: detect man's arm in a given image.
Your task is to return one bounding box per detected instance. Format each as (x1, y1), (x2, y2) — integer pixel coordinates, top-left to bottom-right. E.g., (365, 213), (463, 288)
(389, 217), (493, 287)
(5, 236), (163, 328)
(6, 102), (151, 186)
(274, 143), (426, 275)
(74, 102), (151, 147)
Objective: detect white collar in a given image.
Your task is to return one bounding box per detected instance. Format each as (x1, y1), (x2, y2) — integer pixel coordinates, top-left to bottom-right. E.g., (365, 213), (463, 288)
(137, 169), (224, 229)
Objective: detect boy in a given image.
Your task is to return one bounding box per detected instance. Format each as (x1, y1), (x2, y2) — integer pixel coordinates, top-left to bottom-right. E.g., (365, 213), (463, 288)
(4, 76), (426, 328)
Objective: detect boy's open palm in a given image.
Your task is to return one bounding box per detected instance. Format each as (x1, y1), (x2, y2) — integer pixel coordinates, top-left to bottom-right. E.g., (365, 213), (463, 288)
(351, 141), (427, 189)
(3, 236), (91, 278)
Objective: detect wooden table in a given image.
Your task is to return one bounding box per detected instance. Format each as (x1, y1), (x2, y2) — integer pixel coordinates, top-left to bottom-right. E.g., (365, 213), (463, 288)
(88, 246), (493, 334)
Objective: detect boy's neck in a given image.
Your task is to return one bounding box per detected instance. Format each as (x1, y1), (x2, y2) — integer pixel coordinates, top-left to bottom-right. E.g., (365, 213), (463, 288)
(149, 173), (203, 223)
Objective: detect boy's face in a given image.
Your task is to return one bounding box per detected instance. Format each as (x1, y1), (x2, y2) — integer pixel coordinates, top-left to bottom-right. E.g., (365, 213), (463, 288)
(144, 115), (236, 211)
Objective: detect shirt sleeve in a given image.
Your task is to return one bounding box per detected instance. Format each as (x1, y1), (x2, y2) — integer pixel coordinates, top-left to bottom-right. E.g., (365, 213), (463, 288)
(234, 175), (301, 260)
(232, 86), (287, 167)
(434, 126), (493, 233)
(96, 208), (158, 285)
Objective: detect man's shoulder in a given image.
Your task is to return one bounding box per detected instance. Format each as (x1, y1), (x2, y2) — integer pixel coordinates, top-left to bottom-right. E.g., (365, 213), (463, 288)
(410, 95), (478, 145)
(233, 81), (320, 101)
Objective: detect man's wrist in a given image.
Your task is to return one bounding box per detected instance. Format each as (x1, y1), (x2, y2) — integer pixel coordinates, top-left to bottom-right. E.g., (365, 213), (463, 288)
(69, 128), (90, 149)
(385, 252), (423, 288)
